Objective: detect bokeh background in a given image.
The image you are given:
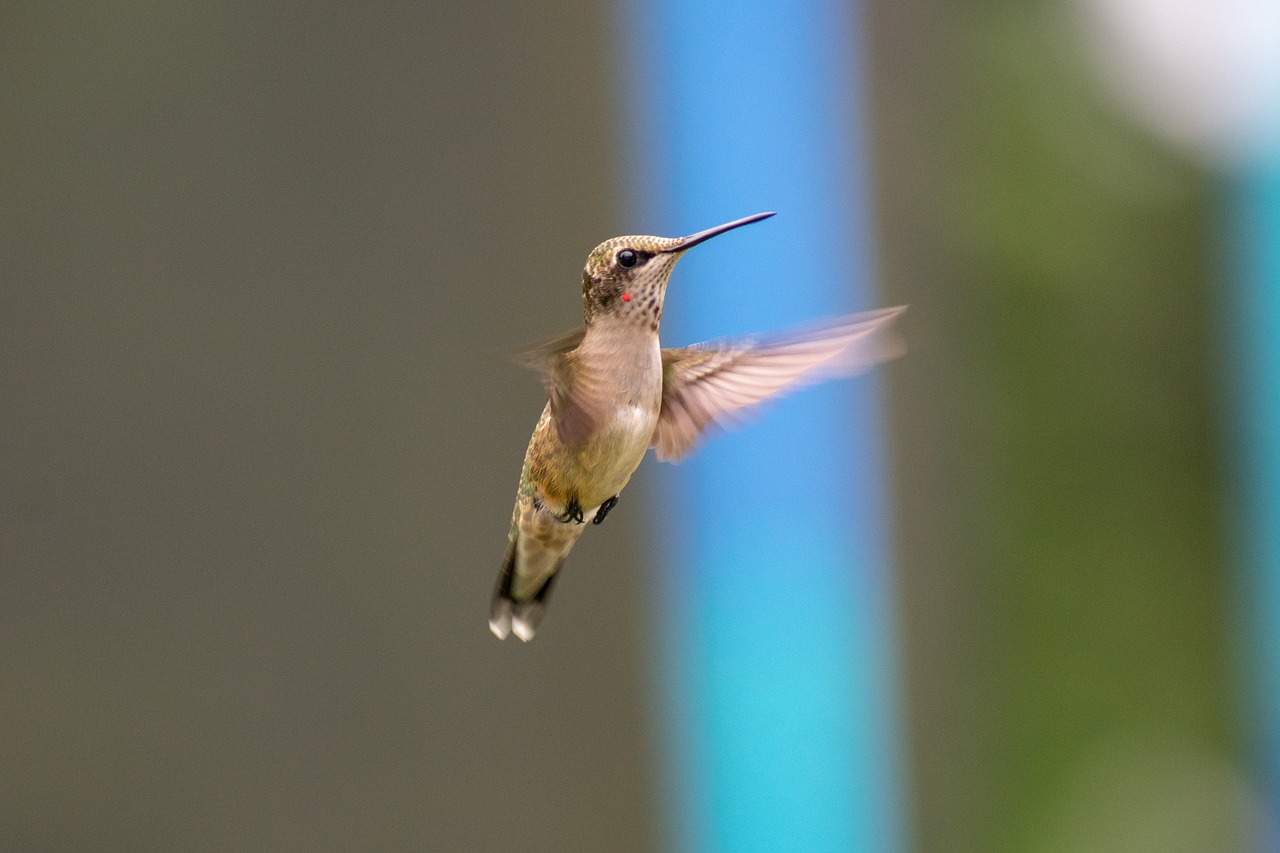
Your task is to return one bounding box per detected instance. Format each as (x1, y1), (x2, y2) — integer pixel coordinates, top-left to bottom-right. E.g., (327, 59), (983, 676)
(3, 1), (1277, 851)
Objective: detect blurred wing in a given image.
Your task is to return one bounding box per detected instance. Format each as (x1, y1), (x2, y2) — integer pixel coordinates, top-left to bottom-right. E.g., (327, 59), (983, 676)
(513, 326), (586, 375)
(514, 327), (603, 448)
(653, 306), (906, 462)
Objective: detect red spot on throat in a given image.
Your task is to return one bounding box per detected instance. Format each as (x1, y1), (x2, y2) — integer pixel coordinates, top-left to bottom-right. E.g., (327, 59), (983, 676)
(621, 292), (632, 302)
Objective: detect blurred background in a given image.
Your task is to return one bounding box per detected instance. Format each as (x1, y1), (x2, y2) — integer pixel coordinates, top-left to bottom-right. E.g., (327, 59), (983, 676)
(2, 1), (1277, 851)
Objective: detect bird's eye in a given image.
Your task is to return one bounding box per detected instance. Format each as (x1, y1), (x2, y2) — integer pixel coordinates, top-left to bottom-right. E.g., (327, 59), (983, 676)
(616, 249), (638, 269)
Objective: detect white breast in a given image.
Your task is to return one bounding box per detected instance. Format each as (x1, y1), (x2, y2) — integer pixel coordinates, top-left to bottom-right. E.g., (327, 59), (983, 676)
(584, 403), (656, 501)
(613, 403), (657, 440)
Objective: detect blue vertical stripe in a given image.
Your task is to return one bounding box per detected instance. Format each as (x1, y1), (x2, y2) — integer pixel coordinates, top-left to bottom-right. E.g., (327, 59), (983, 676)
(1233, 147), (1280, 841)
(619, 2), (904, 851)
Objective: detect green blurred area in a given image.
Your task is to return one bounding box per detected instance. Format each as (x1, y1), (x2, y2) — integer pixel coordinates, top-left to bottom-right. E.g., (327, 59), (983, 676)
(874, 2), (1250, 851)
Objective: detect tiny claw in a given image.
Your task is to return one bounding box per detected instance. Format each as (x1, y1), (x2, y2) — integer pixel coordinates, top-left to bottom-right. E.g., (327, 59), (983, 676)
(592, 495), (619, 525)
(557, 499), (585, 525)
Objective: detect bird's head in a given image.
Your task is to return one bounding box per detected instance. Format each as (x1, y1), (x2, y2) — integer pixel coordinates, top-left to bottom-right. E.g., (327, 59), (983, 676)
(581, 212), (776, 327)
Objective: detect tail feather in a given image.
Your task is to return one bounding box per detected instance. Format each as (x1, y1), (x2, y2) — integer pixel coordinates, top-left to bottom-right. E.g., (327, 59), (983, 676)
(489, 537), (563, 642)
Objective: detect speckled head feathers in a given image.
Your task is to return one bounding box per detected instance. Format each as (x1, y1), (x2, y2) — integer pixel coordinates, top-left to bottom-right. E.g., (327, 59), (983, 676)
(580, 212), (775, 328)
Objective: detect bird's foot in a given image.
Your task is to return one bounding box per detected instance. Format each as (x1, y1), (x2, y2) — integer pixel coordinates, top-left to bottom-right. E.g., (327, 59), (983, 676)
(592, 495), (619, 525)
(557, 499), (585, 525)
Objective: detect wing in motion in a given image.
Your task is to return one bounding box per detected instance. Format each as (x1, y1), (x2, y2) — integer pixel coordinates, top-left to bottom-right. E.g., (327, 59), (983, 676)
(514, 326), (605, 448)
(653, 306), (906, 461)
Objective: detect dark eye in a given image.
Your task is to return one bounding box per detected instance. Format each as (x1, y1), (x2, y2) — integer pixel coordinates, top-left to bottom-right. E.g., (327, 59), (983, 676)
(616, 249), (638, 269)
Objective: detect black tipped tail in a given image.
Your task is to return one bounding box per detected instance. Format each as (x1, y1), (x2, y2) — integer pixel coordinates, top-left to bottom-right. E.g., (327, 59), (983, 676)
(489, 538), (562, 642)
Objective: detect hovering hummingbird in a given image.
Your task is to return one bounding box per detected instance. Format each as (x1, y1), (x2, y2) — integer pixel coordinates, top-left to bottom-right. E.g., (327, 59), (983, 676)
(489, 212), (905, 641)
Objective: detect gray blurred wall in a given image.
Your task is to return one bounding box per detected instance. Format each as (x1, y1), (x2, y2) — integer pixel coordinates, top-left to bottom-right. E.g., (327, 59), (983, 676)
(2, 3), (659, 850)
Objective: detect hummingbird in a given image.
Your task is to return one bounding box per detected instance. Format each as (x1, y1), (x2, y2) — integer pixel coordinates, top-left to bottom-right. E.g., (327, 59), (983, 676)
(489, 212), (905, 641)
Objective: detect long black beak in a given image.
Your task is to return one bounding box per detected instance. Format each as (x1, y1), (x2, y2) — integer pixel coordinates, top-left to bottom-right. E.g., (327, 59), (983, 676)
(661, 211), (776, 253)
